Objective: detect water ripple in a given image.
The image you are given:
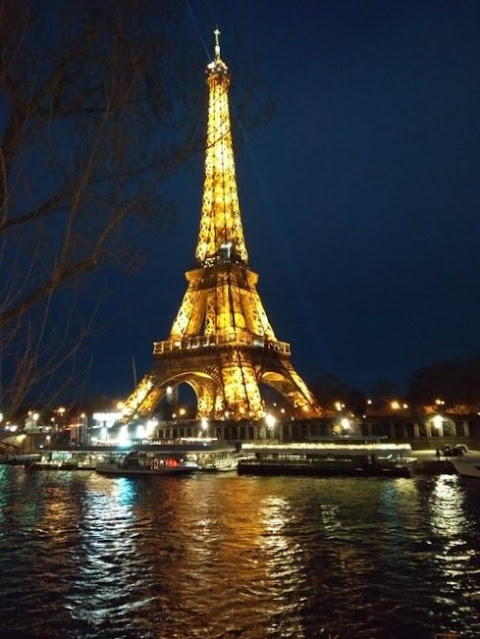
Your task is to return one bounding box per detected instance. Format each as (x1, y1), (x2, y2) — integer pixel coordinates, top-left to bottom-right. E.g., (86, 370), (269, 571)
(0, 469), (479, 638)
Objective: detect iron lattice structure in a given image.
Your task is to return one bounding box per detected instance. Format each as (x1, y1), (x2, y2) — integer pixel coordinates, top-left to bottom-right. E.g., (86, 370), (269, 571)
(123, 32), (322, 421)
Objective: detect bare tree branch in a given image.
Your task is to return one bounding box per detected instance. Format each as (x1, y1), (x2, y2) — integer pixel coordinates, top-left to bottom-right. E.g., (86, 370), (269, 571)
(0, 0), (271, 415)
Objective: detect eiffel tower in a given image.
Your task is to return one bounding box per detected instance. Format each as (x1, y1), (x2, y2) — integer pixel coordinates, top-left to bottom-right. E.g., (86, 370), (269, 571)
(123, 30), (322, 424)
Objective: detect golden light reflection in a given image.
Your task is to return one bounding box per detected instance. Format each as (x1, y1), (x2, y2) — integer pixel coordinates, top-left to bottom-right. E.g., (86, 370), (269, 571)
(429, 475), (466, 538)
(68, 476), (138, 627)
(260, 496), (289, 540)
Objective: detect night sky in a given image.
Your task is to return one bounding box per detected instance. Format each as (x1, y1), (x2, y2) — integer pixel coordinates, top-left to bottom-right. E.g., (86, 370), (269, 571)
(89, 0), (480, 401)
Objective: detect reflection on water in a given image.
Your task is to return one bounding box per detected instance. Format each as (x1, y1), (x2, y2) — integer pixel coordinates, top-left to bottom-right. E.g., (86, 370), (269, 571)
(424, 475), (479, 635)
(0, 467), (479, 638)
(68, 477), (142, 632)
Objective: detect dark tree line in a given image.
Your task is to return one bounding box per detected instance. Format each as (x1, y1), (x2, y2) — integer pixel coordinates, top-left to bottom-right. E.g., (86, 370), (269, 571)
(311, 354), (480, 415)
(406, 355), (480, 410)
(309, 373), (367, 416)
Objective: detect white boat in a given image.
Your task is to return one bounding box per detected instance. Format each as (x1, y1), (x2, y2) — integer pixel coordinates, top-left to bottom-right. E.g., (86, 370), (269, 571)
(238, 439), (418, 477)
(96, 452), (197, 477)
(450, 455), (480, 478)
(23, 442), (238, 473)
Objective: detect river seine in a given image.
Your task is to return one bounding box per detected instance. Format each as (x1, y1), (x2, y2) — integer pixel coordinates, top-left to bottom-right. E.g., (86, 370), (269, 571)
(1, 466), (479, 639)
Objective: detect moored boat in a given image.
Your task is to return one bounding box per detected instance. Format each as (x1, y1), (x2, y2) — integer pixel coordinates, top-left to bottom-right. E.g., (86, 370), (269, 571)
(25, 449), (104, 470)
(1, 453), (41, 466)
(237, 440), (417, 478)
(19, 441), (239, 473)
(28, 459), (78, 470)
(450, 455), (480, 478)
(96, 451), (197, 476)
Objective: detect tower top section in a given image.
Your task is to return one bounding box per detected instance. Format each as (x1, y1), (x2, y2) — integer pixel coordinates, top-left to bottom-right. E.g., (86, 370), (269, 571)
(196, 29), (248, 265)
(206, 28), (229, 77)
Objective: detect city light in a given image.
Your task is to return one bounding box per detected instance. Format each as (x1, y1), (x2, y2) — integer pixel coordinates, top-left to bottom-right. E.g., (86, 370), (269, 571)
(265, 414), (276, 429)
(93, 412), (122, 428)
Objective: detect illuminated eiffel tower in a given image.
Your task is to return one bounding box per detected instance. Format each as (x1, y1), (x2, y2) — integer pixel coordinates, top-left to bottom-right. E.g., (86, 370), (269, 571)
(123, 30), (322, 423)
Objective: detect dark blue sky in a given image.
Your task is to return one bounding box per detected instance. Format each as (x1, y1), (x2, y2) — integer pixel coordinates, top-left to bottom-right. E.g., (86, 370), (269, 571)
(90, 0), (480, 400)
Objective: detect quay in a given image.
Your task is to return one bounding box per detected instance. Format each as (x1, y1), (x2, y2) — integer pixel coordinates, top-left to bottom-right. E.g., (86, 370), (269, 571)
(0, 444), (475, 477)
(2, 426), (479, 477)
(409, 449), (464, 475)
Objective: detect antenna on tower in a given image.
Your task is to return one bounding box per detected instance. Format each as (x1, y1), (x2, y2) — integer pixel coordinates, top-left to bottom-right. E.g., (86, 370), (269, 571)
(214, 27), (221, 59)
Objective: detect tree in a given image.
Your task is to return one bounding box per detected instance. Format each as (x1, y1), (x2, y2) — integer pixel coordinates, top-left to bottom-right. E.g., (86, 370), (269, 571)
(0, 0), (270, 417)
(310, 373), (366, 416)
(406, 355), (480, 410)
(369, 377), (400, 402)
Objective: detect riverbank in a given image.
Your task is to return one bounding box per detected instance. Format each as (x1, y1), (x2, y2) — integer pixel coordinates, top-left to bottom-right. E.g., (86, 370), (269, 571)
(410, 449), (480, 474)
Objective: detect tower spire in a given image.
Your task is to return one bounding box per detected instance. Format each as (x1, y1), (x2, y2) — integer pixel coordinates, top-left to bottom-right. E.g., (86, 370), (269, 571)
(214, 27), (221, 59)
(196, 29), (248, 265)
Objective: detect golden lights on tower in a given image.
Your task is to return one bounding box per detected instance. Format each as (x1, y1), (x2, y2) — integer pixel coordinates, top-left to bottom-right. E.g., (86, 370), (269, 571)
(196, 29), (248, 265)
(122, 30), (322, 423)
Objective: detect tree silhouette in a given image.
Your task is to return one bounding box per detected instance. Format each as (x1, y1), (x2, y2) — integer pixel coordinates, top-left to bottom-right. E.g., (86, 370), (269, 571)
(407, 355), (480, 410)
(0, 1), (270, 416)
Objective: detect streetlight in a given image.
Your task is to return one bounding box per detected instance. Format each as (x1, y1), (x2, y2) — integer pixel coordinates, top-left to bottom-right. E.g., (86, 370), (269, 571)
(432, 414), (444, 440)
(265, 413), (276, 428)
(265, 413), (276, 440)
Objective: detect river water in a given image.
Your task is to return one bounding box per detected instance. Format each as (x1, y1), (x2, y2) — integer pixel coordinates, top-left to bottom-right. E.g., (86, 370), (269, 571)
(0, 466), (479, 639)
